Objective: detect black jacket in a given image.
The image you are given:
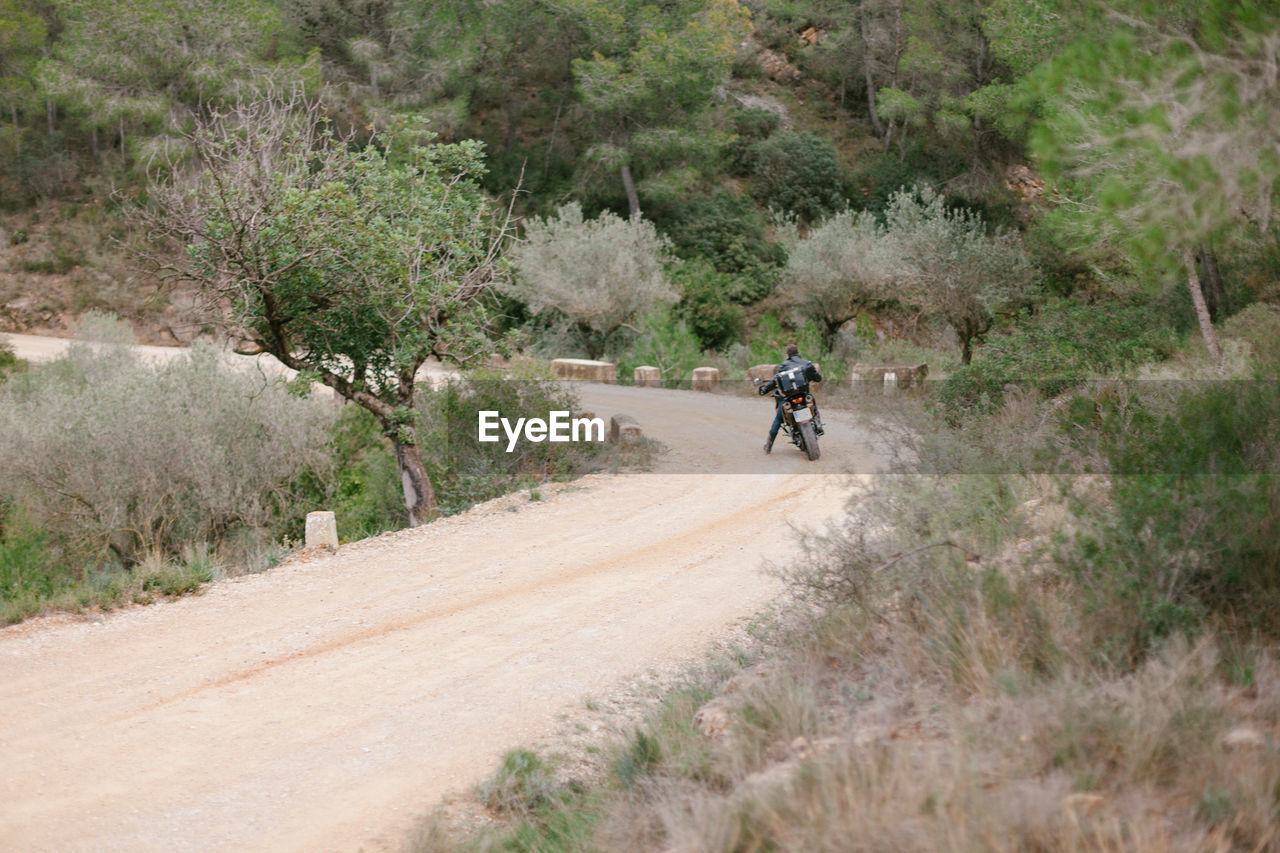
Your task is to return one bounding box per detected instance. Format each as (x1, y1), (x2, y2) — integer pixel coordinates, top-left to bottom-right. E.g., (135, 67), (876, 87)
(758, 355), (823, 396)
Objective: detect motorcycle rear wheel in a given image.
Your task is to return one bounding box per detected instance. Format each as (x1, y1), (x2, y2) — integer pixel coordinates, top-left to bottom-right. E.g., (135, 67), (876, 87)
(798, 421), (820, 461)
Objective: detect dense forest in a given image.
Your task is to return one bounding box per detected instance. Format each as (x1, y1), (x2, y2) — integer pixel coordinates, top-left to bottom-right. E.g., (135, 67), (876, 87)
(1, 0), (1275, 360)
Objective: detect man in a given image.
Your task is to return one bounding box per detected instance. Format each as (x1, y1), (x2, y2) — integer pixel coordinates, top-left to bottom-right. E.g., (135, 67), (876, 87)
(757, 343), (823, 453)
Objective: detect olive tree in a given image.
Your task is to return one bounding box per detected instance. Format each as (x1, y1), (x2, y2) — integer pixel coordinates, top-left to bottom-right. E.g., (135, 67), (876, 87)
(883, 186), (1036, 364)
(507, 202), (674, 359)
(137, 96), (512, 525)
(780, 209), (895, 343)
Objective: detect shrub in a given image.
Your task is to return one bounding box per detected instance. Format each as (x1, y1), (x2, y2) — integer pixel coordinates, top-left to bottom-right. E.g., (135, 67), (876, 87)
(780, 209), (895, 343)
(508, 202), (675, 358)
(623, 307), (704, 388)
(415, 365), (608, 515)
(0, 341), (23, 377)
(1220, 301), (1280, 372)
(749, 131), (846, 222)
(1063, 380), (1280, 662)
(478, 749), (566, 818)
(656, 192), (784, 302)
(671, 261), (745, 350)
(0, 334), (336, 567)
(937, 298), (1180, 422)
(882, 186), (1038, 364)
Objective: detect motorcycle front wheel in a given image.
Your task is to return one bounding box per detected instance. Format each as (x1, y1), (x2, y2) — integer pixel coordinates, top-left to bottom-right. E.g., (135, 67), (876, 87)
(798, 421), (820, 461)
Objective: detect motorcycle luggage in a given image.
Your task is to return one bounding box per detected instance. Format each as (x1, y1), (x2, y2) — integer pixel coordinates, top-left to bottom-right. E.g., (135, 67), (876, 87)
(775, 366), (807, 395)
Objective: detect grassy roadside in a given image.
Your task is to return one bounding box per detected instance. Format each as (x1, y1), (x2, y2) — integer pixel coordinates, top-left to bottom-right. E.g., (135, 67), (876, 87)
(414, 318), (1280, 852)
(0, 336), (649, 626)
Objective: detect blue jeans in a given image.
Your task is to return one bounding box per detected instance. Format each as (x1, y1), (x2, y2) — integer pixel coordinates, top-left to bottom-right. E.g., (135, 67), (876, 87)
(769, 400), (784, 439)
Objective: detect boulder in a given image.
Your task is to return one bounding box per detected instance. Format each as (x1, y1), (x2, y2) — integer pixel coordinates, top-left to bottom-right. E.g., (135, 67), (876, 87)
(633, 365), (661, 387)
(550, 358), (617, 383)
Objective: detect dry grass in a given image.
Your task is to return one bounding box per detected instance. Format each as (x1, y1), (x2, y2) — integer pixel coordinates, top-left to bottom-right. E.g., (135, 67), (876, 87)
(416, 371), (1280, 852)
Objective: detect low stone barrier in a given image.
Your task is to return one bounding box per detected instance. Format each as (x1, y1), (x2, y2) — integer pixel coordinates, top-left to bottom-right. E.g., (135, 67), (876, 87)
(691, 366), (721, 392)
(305, 511), (339, 550)
(849, 363), (928, 390)
(609, 414), (643, 445)
(550, 358), (617, 383)
(633, 365), (661, 387)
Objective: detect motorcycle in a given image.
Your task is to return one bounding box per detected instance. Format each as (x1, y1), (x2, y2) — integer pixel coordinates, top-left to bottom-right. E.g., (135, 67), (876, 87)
(755, 377), (822, 461)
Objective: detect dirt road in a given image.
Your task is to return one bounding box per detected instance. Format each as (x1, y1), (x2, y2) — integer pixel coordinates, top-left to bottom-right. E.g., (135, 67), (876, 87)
(0, 336), (879, 852)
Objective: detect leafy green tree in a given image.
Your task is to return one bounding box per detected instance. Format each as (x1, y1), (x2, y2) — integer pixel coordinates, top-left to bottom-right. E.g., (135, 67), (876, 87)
(0, 0), (45, 150)
(138, 98), (512, 525)
(571, 0), (750, 216)
(507, 202), (674, 358)
(749, 130), (846, 222)
(37, 0), (294, 158)
(1030, 1), (1280, 360)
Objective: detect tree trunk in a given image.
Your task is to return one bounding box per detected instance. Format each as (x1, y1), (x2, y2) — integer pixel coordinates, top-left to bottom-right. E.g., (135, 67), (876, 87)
(1196, 245), (1225, 322)
(1183, 247), (1222, 361)
(390, 429), (439, 527)
(860, 2), (885, 137)
(620, 164), (641, 219)
(46, 98), (54, 135)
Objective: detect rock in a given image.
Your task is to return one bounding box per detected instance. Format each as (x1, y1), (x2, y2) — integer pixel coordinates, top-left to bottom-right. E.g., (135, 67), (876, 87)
(693, 700), (732, 739)
(757, 47), (801, 83)
(609, 414), (642, 445)
(691, 367), (721, 392)
(633, 365), (661, 387)
(304, 511), (339, 551)
(1223, 727), (1265, 749)
(550, 358), (617, 383)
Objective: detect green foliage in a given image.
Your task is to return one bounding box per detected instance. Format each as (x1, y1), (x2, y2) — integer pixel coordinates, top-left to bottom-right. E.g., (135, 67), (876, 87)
(1028, 1), (1280, 272)
(1221, 302), (1280, 373)
(416, 367), (607, 516)
(479, 749), (567, 819)
(509, 201), (674, 359)
(671, 260), (744, 351)
(725, 105), (782, 175)
(0, 340), (22, 377)
(937, 298), (1181, 421)
(323, 406), (407, 541)
(883, 186), (1038, 363)
(780, 208), (892, 341)
(614, 730), (661, 787)
(623, 306), (703, 388)
(1064, 381), (1280, 662)
(654, 191), (784, 301)
(749, 131), (846, 222)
